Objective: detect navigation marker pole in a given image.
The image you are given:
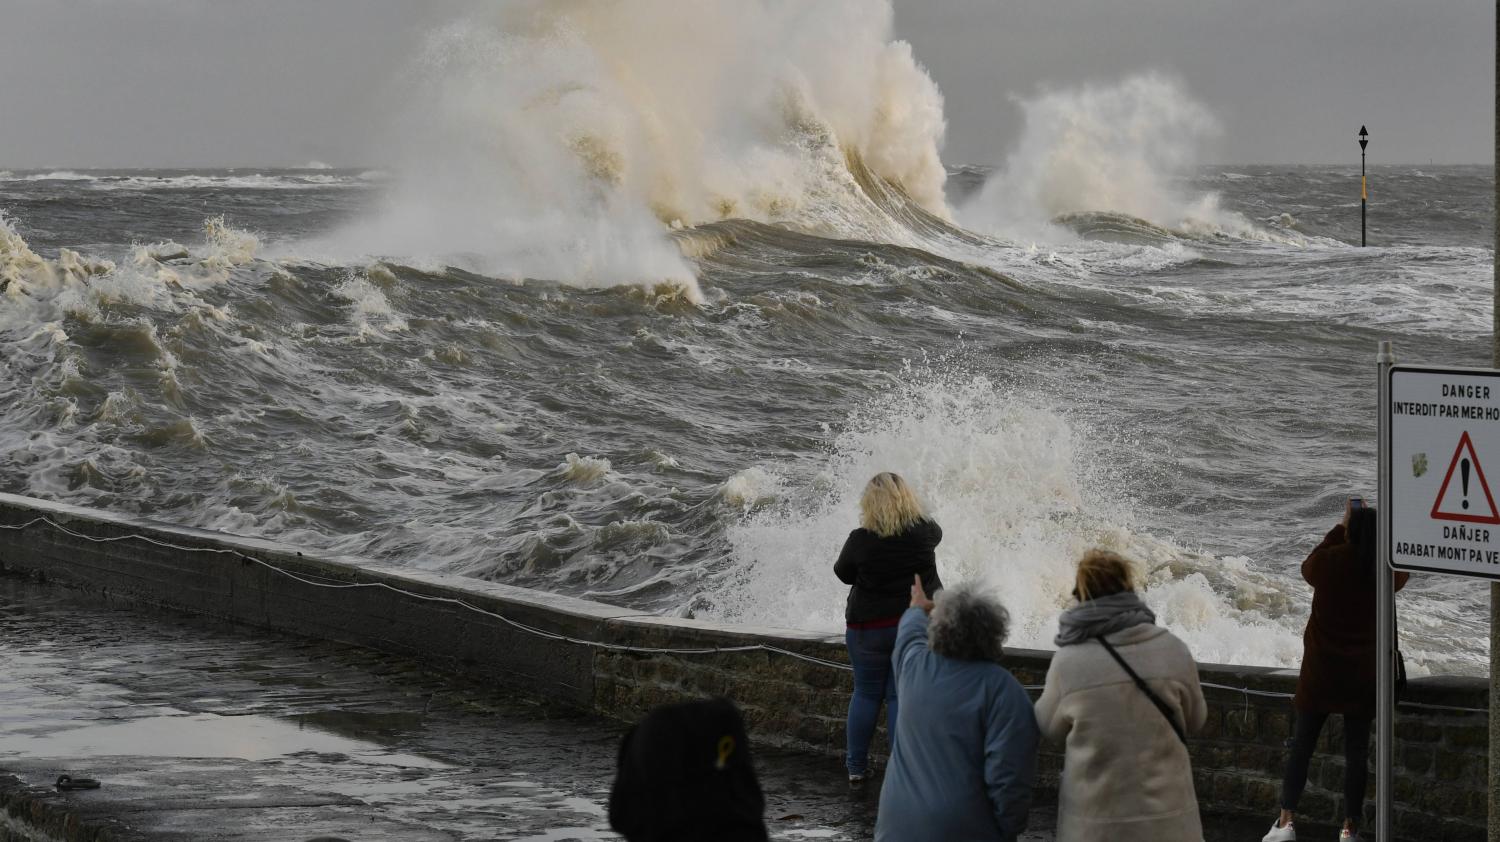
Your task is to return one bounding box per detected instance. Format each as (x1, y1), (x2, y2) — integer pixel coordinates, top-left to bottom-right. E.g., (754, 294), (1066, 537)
(1376, 339), (1394, 842)
(1359, 126), (1369, 247)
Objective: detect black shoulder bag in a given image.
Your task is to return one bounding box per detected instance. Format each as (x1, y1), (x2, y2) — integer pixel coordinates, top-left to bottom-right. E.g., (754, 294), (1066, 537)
(1097, 636), (1187, 745)
(1394, 600), (1408, 701)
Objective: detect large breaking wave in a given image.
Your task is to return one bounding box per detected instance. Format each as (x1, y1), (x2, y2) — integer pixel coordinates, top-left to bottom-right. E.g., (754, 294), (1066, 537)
(298, 0), (956, 302)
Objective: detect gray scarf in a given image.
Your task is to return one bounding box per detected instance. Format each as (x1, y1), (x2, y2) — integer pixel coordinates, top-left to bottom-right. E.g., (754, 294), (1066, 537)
(1054, 591), (1157, 647)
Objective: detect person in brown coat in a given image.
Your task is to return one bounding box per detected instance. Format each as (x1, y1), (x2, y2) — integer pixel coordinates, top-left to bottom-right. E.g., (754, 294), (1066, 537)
(1264, 500), (1409, 842)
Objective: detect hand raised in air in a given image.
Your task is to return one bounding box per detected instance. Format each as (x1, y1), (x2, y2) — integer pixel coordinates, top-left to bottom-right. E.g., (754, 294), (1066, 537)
(910, 574), (935, 614)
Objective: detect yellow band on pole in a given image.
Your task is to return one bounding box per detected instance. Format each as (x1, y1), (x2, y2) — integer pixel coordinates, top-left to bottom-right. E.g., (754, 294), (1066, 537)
(1363, 176), (1368, 201)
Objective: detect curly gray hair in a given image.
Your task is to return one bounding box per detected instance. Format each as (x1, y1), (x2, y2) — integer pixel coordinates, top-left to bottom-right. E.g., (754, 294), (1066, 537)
(928, 584), (1010, 663)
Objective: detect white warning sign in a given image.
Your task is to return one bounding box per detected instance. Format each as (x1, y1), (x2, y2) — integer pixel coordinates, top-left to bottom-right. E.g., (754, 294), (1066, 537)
(1428, 432), (1500, 523)
(1389, 366), (1500, 579)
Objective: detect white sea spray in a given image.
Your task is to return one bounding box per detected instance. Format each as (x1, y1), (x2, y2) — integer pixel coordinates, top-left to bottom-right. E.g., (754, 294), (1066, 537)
(714, 369), (1303, 667)
(298, 0), (953, 302)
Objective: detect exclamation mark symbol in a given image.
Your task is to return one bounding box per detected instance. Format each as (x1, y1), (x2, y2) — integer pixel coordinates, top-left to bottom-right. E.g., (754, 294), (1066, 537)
(1461, 458), (1471, 509)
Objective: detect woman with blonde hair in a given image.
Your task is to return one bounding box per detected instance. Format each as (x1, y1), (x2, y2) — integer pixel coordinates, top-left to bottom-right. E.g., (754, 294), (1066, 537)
(1035, 549), (1207, 842)
(833, 472), (943, 786)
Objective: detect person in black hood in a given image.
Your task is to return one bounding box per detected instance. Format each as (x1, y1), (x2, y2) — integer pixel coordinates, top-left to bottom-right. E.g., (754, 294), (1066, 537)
(833, 471), (943, 786)
(608, 697), (768, 842)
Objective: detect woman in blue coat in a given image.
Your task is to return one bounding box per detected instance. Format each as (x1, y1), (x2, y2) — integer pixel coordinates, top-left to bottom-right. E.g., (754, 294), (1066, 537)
(876, 576), (1039, 842)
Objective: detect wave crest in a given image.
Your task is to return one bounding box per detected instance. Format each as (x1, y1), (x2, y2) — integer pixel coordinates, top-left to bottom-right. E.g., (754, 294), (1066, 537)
(303, 0), (952, 300)
(2, 214), (116, 301)
(961, 74), (1288, 244)
(0, 213), (262, 331)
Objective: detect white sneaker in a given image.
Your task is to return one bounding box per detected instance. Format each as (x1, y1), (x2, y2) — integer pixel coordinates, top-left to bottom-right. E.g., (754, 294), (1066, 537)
(1262, 819), (1296, 842)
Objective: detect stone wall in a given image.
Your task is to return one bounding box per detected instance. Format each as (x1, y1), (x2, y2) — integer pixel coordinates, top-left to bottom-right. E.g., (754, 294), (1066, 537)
(0, 492), (1487, 841)
(592, 620), (1489, 841)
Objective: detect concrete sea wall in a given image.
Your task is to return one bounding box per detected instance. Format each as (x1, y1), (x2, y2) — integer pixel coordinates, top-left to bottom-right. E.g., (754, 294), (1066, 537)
(0, 492), (1487, 841)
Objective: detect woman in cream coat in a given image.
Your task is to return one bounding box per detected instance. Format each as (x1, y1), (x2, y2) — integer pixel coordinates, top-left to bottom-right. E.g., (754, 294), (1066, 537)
(1034, 550), (1207, 842)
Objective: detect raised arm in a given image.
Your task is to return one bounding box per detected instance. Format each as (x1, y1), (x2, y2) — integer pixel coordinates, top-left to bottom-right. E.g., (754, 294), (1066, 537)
(894, 576), (934, 680)
(1301, 524), (1346, 589)
(984, 681), (1040, 841)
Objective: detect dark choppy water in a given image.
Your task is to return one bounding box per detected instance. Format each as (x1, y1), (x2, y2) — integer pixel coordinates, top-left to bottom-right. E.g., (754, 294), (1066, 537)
(0, 163), (1492, 674)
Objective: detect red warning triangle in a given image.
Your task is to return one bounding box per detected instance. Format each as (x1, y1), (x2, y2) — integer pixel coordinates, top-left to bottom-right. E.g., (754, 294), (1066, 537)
(1430, 431), (1500, 524)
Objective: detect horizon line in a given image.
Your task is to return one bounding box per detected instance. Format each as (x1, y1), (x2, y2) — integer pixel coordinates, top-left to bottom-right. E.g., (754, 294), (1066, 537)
(3, 161), (1494, 172)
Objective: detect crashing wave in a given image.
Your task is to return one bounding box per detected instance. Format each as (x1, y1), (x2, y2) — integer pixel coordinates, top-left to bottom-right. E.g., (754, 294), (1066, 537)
(719, 466), (784, 509)
(960, 74), (1302, 246)
(0, 213), (263, 329)
(1049, 209), (1309, 246)
(1, 214), (115, 299)
(199, 216), (260, 269)
(711, 366), (1304, 666)
(559, 453), (613, 485)
(301, 0), (956, 301)
(1051, 211), (1184, 244)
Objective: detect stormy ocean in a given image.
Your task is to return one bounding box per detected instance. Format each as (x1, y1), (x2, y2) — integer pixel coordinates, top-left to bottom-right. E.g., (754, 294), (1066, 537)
(0, 5), (1492, 677)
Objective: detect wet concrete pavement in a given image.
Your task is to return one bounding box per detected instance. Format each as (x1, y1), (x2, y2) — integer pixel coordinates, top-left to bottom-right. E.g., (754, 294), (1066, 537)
(0, 575), (1286, 842)
(0, 576), (1066, 841)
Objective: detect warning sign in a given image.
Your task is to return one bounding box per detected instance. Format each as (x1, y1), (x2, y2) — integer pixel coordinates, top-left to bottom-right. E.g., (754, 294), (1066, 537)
(1389, 366), (1500, 579)
(1429, 432), (1500, 523)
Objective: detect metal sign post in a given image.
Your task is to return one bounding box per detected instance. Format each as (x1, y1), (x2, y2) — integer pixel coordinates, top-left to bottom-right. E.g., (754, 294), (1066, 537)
(1376, 341), (1395, 842)
(1381, 351), (1500, 841)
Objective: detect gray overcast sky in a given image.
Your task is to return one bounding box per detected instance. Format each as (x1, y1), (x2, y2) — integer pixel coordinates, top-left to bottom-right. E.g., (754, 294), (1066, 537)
(0, 0), (1492, 168)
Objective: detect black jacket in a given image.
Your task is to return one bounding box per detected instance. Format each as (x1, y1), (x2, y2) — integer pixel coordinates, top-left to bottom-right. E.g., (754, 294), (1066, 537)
(833, 519), (943, 624)
(608, 698), (768, 842)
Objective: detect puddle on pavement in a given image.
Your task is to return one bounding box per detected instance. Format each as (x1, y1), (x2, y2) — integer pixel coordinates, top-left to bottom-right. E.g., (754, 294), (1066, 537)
(0, 709), (449, 768)
(0, 578), (866, 840)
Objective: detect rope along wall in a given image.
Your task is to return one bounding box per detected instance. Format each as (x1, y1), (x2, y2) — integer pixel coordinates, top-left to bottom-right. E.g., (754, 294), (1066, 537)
(0, 516), (1483, 714)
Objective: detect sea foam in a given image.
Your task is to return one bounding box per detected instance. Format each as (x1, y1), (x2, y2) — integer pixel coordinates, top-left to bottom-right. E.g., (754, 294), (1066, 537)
(961, 74), (1287, 244)
(711, 367), (1303, 668)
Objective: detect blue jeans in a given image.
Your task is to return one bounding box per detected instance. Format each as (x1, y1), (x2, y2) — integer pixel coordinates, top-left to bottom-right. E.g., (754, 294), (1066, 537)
(845, 624), (899, 776)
